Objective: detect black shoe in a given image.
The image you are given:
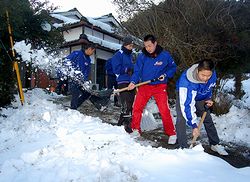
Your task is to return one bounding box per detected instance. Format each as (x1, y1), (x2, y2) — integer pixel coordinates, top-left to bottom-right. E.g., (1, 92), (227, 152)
(123, 116), (133, 133)
(124, 124), (133, 133)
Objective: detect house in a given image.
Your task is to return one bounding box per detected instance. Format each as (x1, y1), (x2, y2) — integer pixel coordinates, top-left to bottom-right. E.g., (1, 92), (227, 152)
(49, 8), (138, 90)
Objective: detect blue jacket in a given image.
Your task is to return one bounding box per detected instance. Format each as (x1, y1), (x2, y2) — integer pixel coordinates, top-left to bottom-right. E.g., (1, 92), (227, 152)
(130, 45), (176, 85)
(66, 50), (91, 82)
(111, 47), (134, 84)
(105, 58), (115, 76)
(176, 67), (217, 128)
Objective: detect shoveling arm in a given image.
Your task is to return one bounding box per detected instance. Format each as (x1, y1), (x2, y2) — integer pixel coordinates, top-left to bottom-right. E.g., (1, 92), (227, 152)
(113, 76), (164, 94)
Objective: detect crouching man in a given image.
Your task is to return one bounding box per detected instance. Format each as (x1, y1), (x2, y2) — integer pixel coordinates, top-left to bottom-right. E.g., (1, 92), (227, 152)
(175, 59), (228, 155)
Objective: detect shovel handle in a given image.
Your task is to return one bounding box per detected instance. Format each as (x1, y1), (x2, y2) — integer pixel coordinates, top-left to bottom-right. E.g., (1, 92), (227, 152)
(190, 111), (207, 148)
(113, 76), (163, 94)
(113, 80), (151, 94)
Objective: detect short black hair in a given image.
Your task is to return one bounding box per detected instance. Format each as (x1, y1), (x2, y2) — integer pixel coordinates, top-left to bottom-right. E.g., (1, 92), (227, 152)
(197, 59), (215, 71)
(144, 34), (156, 43)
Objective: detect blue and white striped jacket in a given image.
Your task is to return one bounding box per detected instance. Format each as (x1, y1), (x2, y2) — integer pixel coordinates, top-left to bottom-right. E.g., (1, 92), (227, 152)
(176, 65), (217, 128)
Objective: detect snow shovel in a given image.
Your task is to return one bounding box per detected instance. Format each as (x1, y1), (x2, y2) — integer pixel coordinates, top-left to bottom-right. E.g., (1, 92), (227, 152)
(189, 105), (209, 149)
(113, 76), (164, 94)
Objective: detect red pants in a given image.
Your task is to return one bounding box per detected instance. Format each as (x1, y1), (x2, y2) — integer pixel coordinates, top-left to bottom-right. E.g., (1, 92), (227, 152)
(131, 84), (176, 136)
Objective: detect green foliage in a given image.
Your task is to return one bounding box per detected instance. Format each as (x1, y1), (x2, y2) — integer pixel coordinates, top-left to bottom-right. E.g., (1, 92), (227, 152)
(0, 40), (15, 107)
(0, 0), (64, 49)
(0, 0), (64, 107)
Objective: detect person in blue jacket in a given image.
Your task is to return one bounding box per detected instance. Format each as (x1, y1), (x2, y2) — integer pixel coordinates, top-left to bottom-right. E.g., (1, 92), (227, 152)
(105, 58), (120, 107)
(127, 34), (177, 144)
(111, 36), (135, 126)
(66, 43), (96, 110)
(176, 59), (228, 155)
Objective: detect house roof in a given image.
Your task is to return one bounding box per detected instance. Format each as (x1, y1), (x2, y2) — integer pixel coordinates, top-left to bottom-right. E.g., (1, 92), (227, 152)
(51, 8), (123, 35)
(51, 8), (142, 51)
(94, 13), (123, 29)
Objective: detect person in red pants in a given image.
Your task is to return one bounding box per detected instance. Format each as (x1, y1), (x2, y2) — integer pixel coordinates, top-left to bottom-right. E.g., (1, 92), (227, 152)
(128, 34), (177, 144)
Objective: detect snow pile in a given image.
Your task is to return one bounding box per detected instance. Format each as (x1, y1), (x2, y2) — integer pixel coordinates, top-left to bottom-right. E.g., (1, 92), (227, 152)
(242, 78), (250, 108)
(222, 75), (250, 108)
(213, 105), (250, 146)
(0, 89), (249, 181)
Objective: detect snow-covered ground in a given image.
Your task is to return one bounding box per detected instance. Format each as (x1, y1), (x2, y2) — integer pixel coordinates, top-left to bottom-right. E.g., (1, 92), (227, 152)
(214, 76), (250, 146)
(0, 82), (249, 182)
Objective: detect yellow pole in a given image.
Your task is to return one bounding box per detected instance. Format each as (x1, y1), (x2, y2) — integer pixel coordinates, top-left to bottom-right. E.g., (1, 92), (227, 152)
(6, 10), (25, 105)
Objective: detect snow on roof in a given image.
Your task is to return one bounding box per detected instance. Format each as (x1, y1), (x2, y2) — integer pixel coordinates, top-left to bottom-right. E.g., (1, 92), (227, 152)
(86, 17), (115, 33)
(51, 13), (80, 26)
(86, 34), (121, 51)
(94, 13), (121, 28)
(51, 11), (116, 34)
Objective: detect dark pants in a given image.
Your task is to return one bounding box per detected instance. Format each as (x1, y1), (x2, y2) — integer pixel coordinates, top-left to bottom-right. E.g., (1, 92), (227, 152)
(70, 82), (110, 110)
(70, 82), (91, 110)
(175, 92), (220, 148)
(117, 83), (135, 126)
(107, 75), (118, 104)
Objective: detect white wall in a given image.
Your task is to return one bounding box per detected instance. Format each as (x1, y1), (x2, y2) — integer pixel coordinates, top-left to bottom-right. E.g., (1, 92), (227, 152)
(84, 27), (103, 40)
(63, 27), (82, 42)
(84, 27), (120, 45)
(96, 49), (113, 60)
(104, 34), (119, 44)
(93, 31), (103, 39)
(84, 27), (93, 35)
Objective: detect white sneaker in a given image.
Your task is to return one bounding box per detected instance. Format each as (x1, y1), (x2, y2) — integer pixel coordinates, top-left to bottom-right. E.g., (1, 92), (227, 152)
(168, 135), (177, 145)
(130, 130), (140, 138)
(211, 144), (228, 156)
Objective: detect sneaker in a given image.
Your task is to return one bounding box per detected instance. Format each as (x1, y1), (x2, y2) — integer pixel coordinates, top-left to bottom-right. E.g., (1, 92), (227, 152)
(211, 144), (229, 156)
(130, 129), (140, 138)
(168, 135), (177, 145)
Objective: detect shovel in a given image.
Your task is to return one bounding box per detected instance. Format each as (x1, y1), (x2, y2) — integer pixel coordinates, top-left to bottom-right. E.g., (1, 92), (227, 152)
(113, 76), (164, 94)
(189, 105), (209, 148)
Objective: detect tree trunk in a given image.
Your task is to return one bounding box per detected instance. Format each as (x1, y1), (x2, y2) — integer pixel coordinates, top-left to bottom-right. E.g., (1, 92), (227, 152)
(234, 73), (243, 99)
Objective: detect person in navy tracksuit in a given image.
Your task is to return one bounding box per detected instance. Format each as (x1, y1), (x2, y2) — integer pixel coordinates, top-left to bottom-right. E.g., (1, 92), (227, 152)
(66, 43), (96, 110)
(175, 59), (228, 155)
(127, 34), (177, 144)
(111, 36), (135, 126)
(105, 58), (119, 107)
